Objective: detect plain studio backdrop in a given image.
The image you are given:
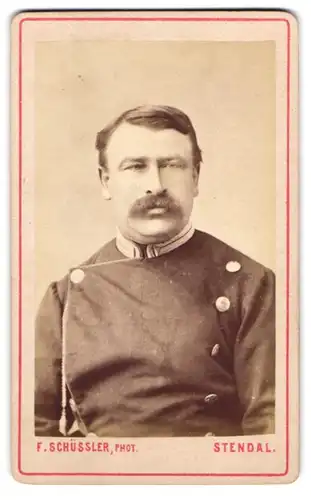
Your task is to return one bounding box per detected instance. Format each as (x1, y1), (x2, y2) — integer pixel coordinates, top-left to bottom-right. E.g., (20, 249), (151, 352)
(35, 40), (275, 307)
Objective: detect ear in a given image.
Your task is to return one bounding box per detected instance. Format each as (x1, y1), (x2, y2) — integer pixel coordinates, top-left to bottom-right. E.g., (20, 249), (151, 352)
(98, 168), (111, 200)
(192, 168), (199, 197)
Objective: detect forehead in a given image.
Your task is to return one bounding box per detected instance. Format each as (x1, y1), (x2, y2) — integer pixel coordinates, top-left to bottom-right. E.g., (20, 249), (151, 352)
(105, 123), (193, 162)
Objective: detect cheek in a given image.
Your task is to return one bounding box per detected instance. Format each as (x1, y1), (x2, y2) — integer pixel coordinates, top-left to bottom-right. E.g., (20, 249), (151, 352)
(108, 177), (142, 213)
(165, 172), (197, 199)
(109, 175), (137, 196)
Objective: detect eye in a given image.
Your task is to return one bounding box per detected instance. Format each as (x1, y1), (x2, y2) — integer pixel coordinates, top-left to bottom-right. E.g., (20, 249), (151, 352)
(161, 159), (186, 169)
(124, 162), (146, 171)
(132, 163), (145, 170)
(167, 160), (179, 167)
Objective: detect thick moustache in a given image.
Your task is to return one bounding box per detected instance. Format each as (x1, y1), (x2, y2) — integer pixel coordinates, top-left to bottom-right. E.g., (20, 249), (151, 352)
(140, 197), (171, 210)
(129, 195), (181, 217)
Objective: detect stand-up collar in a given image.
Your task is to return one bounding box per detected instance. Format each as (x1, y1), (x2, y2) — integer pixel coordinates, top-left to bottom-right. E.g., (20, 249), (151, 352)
(116, 222), (194, 259)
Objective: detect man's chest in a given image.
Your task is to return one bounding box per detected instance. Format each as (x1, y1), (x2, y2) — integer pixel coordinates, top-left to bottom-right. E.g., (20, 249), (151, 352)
(64, 259), (240, 386)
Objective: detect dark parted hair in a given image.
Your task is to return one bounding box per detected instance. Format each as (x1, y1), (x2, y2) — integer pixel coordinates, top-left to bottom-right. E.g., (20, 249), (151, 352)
(95, 105), (203, 174)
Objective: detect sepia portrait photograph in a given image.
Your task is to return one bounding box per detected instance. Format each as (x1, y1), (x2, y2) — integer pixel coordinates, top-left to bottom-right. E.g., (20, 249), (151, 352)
(11, 10), (298, 484)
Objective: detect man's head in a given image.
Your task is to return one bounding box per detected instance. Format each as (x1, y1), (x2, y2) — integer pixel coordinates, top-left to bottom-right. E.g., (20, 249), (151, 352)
(96, 105), (202, 244)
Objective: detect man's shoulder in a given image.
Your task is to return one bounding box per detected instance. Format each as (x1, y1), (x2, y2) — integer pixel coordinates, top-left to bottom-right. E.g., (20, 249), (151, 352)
(193, 230), (274, 277)
(79, 238), (121, 266)
(51, 238), (121, 302)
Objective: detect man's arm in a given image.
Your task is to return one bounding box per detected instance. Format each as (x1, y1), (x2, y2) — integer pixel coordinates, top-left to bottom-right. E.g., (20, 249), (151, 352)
(35, 282), (65, 436)
(234, 268), (275, 435)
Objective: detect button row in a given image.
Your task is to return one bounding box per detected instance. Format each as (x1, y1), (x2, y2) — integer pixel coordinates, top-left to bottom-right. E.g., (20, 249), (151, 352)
(69, 266), (231, 313)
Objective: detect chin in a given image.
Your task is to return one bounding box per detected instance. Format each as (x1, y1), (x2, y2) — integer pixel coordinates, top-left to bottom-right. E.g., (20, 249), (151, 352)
(129, 218), (181, 244)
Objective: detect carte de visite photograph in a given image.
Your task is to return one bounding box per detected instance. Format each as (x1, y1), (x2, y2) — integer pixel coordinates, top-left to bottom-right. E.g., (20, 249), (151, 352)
(11, 10), (299, 484)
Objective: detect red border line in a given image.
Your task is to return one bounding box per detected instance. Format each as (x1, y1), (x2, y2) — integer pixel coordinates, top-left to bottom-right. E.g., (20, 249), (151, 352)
(285, 17), (291, 478)
(19, 16), (290, 22)
(17, 16), (291, 477)
(18, 18), (23, 475)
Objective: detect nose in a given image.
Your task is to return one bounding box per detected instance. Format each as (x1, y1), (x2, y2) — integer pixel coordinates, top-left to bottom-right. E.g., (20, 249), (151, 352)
(145, 163), (165, 195)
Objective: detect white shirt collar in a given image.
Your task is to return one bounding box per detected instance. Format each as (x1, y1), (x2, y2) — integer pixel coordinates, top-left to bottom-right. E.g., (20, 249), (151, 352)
(116, 221), (195, 259)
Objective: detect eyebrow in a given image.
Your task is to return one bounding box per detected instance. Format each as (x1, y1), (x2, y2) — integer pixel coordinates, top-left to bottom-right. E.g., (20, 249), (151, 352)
(158, 155), (186, 162)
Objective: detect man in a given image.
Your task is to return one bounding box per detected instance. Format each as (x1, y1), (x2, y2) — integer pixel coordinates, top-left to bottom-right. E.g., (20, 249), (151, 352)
(35, 104), (275, 438)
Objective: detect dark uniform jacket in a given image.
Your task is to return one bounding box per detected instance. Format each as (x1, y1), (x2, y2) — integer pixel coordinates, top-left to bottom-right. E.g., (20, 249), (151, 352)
(35, 230), (275, 437)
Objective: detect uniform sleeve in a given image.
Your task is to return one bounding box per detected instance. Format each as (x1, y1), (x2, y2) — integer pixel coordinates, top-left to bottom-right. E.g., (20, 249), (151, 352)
(234, 269), (275, 435)
(35, 282), (64, 436)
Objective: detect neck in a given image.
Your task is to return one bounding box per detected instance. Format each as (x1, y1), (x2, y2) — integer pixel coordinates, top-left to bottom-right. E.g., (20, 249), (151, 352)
(116, 222), (194, 259)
